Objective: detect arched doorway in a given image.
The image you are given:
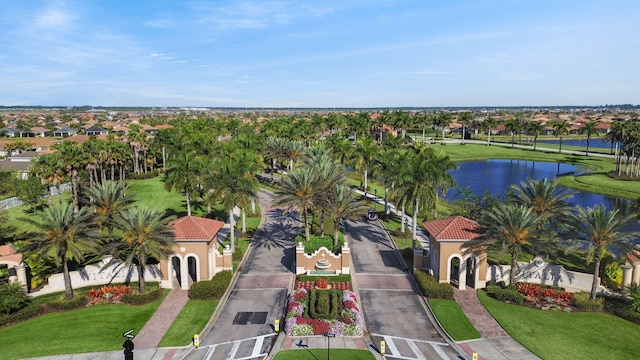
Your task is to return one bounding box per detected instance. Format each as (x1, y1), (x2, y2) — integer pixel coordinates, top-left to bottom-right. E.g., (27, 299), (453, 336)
(449, 257), (460, 287)
(465, 256), (476, 289)
(187, 256), (198, 285)
(171, 256), (182, 289)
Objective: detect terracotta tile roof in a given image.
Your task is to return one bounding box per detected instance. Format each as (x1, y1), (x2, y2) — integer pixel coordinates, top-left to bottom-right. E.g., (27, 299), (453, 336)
(0, 244), (22, 263)
(422, 216), (482, 241)
(170, 216), (224, 242)
(155, 124), (174, 130)
(627, 248), (640, 265)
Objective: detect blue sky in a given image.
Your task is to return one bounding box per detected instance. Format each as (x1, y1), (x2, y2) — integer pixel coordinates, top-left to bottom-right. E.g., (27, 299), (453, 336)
(1, 1), (638, 107)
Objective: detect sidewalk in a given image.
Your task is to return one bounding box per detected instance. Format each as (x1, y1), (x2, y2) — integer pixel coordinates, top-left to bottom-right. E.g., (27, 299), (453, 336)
(134, 289), (189, 349)
(454, 288), (540, 360)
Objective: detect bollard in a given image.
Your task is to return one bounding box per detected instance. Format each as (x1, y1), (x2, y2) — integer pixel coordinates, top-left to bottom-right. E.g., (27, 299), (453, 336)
(472, 352), (478, 360)
(274, 319), (280, 333)
(380, 340), (385, 355)
(194, 334), (199, 349)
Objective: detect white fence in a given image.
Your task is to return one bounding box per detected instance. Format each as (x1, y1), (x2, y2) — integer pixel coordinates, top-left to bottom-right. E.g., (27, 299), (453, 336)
(0, 183), (71, 210)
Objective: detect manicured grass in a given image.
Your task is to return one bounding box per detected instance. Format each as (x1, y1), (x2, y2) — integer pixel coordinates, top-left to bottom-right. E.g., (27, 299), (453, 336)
(158, 299), (219, 347)
(477, 290), (640, 360)
(428, 299), (480, 341)
(433, 143), (640, 199)
(0, 290), (169, 360)
(273, 349), (377, 360)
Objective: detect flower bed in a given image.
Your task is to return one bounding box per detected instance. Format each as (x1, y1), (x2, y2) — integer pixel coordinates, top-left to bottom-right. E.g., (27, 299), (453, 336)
(514, 282), (574, 311)
(296, 280), (353, 291)
(87, 285), (132, 305)
(284, 288), (363, 336)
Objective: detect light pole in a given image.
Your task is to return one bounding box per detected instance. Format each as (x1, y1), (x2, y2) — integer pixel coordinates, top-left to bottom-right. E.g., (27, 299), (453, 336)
(374, 188), (378, 212)
(324, 332), (335, 360)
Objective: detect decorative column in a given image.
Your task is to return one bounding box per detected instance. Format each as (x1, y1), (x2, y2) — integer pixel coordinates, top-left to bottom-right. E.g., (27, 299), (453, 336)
(16, 263), (28, 291)
(341, 244), (350, 275)
(622, 264), (633, 294)
(633, 264), (640, 286)
(295, 242), (305, 275)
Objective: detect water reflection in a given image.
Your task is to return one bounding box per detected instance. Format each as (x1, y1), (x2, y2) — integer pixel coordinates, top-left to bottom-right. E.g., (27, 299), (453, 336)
(446, 160), (639, 236)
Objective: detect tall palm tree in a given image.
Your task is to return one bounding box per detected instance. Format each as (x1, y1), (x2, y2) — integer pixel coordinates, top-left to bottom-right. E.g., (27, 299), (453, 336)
(329, 186), (369, 246)
(553, 120), (571, 153)
(526, 121), (545, 151)
(429, 150), (458, 218)
(434, 112), (452, 141)
(457, 111), (473, 144)
(482, 115), (497, 145)
(18, 203), (101, 299)
(580, 120), (601, 156)
(85, 181), (135, 235)
(164, 153), (202, 216)
(109, 207), (176, 294)
(504, 116), (522, 148)
(350, 136), (378, 196)
(392, 145), (436, 248)
(508, 178), (574, 225)
(571, 205), (636, 300)
(273, 167), (318, 242)
(473, 203), (541, 285)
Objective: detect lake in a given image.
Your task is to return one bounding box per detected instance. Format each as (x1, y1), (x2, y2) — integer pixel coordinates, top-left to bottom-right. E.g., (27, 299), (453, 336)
(445, 159), (639, 235)
(536, 138), (614, 151)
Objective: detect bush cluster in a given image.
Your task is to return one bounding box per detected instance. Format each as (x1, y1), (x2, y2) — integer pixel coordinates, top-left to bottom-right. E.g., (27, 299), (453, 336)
(572, 292), (604, 311)
(188, 270), (233, 300)
(413, 269), (454, 300)
(307, 290), (342, 320)
(492, 286), (524, 304)
(297, 234), (344, 255)
(0, 282), (31, 315)
(128, 170), (160, 180)
(0, 304), (44, 327)
(121, 288), (163, 305)
(47, 295), (88, 311)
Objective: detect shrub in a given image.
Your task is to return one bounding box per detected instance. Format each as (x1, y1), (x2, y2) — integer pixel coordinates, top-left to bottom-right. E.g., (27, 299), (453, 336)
(121, 288), (163, 305)
(128, 171), (160, 180)
(298, 234), (344, 254)
(572, 292), (604, 311)
(413, 269), (454, 300)
(188, 270), (233, 300)
(87, 285), (132, 304)
(47, 295), (88, 311)
(0, 304), (44, 327)
(0, 282), (31, 315)
(492, 287), (524, 304)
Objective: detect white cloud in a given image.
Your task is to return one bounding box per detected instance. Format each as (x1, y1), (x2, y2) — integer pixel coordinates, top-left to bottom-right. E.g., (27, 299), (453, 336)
(35, 8), (74, 29)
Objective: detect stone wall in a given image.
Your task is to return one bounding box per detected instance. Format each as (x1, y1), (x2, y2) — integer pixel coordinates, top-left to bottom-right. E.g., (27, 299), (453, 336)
(295, 243), (350, 275)
(30, 256), (162, 296)
(488, 257), (596, 292)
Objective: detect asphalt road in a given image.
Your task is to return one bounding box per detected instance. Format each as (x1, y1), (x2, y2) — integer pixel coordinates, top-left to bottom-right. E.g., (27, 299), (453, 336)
(346, 218), (464, 360)
(184, 191), (298, 360)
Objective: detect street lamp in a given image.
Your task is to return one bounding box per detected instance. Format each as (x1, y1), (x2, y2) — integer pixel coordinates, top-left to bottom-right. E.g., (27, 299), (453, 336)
(374, 189), (378, 212)
(324, 333), (335, 360)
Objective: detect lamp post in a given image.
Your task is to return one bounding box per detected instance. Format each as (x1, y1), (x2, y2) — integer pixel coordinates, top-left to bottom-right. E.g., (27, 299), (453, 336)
(374, 189), (378, 212)
(324, 333), (335, 360)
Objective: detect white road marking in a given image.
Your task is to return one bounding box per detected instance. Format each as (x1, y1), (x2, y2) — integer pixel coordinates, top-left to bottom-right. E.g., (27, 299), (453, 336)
(373, 334), (451, 360)
(198, 334), (275, 360)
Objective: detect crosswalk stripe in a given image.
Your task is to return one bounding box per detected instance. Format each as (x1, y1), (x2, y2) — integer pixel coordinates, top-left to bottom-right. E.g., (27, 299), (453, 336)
(226, 341), (241, 360)
(384, 335), (400, 356)
(406, 339), (426, 360)
(252, 335), (265, 357)
(431, 342), (450, 360)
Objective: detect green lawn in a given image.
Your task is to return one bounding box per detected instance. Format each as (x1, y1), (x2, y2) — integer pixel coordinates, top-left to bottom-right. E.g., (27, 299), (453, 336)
(273, 349), (377, 360)
(428, 299), (480, 341)
(0, 290), (168, 360)
(158, 299), (219, 347)
(478, 290), (640, 360)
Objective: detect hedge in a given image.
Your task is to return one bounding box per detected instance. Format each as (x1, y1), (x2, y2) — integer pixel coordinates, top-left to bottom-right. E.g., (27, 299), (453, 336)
(413, 270), (454, 300)
(572, 292), (604, 311)
(188, 270), (233, 300)
(47, 295), (88, 311)
(0, 304), (44, 327)
(121, 288), (163, 305)
(491, 287), (524, 304)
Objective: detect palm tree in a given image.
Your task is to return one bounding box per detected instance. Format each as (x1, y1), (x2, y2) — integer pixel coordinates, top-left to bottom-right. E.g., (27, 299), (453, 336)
(482, 115), (497, 145)
(504, 116), (522, 148)
(164, 153), (202, 216)
(508, 178), (574, 225)
(85, 181), (135, 235)
(473, 203), (541, 285)
(329, 186), (369, 246)
(109, 207), (176, 294)
(392, 145), (437, 248)
(527, 121), (545, 151)
(18, 203), (101, 299)
(580, 120), (601, 156)
(553, 120), (571, 153)
(571, 205), (636, 300)
(434, 112), (452, 141)
(429, 150), (458, 218)
(457, 111), (473, 144)
(350, 136), (378, 196)
(273, 167), (318, 242)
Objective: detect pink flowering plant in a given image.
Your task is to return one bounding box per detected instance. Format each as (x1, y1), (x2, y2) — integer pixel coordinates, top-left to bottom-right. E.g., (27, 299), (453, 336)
(284, 289), (363, 336)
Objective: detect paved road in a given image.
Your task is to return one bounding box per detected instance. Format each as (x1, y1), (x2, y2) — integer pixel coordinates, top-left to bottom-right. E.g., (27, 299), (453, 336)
(184, 190), (298, 360)
(346, 219), (464, 360)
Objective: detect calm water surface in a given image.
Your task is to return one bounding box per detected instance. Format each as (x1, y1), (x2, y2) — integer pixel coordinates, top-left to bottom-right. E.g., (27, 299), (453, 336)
(446, 159), (639, 235)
